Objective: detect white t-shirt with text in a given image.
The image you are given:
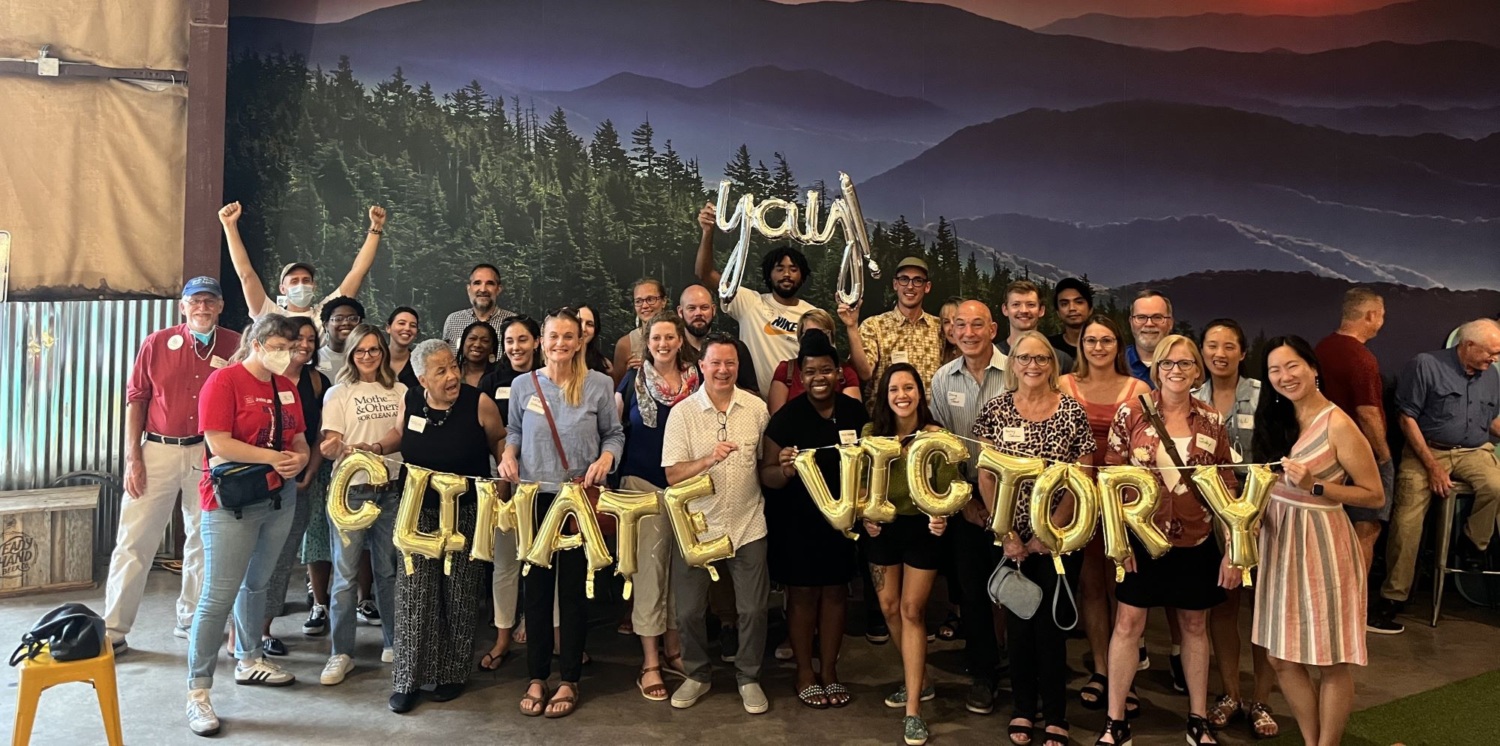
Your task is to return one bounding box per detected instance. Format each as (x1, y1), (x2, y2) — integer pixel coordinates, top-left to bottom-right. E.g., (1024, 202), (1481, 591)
(723, 286), (817, 395)
(322, 380), (407, 484)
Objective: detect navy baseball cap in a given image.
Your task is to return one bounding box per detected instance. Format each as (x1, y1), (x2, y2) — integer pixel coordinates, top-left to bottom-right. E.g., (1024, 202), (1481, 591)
(181, 276), (223, 299)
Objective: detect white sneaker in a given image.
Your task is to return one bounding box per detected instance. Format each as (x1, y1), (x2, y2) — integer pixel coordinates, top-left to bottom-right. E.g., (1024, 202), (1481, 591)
(234, 657), (296, 686)
(381, 647), (395, 664)
(739, 681), (769, 714)
(671, 678), (711, 709)
(186, 689), (220, 736)
(320, 654), (353, 685)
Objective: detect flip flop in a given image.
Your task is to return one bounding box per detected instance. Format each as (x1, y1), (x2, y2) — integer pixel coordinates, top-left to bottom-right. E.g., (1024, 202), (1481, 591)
(520, 680), (548, 717)
(545, 682), (579, 719)
(479, 649), (509, 671)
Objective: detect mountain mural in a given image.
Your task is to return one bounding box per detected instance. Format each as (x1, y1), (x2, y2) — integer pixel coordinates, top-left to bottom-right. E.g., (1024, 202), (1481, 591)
(1037, 0), (1500, 54)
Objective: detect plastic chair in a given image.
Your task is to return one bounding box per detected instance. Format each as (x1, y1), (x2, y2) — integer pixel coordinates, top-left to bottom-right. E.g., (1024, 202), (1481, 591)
(1429, 481), (1500, 626)
(11, 638), (124, 746)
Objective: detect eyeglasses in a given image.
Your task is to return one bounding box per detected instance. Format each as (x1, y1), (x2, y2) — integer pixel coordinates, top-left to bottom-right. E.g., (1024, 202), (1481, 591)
(184, 298), (221, 309)
(633, 295), (664, 307)
(1157, 359), (1198, 372)
(1082, 336), (1117, 347)
(1131, 314), (1171, 324)
(716, 410), (728, 443)
(328, 315), (362, 324)
(1012, 353), (1053, 367)
(893, 275), (928, 287)
(353, 348), (383, 358)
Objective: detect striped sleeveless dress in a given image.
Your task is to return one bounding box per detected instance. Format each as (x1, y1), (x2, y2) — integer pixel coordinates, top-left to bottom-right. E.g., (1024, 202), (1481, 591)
(1252, 405), (1367, 665)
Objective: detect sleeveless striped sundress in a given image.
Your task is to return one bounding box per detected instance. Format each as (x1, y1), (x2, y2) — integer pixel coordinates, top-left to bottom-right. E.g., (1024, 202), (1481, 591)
(1252, 405), (1367, 666)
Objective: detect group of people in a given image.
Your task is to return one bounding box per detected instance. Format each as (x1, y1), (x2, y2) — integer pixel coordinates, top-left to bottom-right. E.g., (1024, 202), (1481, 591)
(98, 200), (1500, 745)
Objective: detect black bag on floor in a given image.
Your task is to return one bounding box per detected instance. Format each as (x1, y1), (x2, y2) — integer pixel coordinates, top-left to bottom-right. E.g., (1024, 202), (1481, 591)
(8, 602), (106, 665)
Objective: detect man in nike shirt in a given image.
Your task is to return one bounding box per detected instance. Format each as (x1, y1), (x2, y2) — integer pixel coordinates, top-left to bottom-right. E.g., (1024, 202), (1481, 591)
(694, 202), (820, 396)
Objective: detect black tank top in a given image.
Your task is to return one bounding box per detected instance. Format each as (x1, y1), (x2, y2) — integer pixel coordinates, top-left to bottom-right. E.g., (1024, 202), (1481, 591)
(401, 384), (490, 506)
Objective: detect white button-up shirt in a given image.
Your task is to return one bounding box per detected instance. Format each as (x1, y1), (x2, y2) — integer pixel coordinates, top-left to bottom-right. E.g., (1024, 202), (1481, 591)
(661, 385), (770, 548)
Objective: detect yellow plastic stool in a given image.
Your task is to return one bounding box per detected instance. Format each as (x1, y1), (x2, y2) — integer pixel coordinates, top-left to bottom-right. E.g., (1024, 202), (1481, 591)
(12, 638), (124, 746)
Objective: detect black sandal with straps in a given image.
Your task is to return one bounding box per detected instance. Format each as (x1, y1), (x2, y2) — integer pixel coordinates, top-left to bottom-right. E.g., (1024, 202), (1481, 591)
(1041, 722), (1070, 746)
(1094, 717), (1132, 746)
(1079, 672), (1107, 710)
(1187, 714), (1217, 745)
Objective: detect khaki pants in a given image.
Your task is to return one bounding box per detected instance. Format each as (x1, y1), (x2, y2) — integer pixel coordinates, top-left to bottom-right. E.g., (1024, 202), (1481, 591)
(1381, 444), (1500, 602)
(620, 475), (677, 637)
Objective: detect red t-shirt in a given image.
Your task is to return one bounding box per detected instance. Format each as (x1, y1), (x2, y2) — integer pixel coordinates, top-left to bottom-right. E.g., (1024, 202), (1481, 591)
(197, 363), (306, 511)
(1315, 333), (1384, 430)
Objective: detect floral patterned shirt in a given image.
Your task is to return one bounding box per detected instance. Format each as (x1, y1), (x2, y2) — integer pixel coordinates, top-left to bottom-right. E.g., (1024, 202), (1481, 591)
(972, 391), (1096, 541)
(1105, 392), (1237, 548)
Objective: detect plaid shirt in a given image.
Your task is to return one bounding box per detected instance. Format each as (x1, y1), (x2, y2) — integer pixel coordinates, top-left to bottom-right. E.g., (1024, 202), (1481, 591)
(859, 308), (943, 401)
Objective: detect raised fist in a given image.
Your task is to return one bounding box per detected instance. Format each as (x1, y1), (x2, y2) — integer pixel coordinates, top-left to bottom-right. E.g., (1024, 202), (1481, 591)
(218, 202), (242, 226)
(697, 202), (716, 233)
(369, 205), (387, 229)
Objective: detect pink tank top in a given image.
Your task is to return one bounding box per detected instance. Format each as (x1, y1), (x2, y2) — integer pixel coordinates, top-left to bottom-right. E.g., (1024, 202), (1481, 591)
(1066, 377), (1128, 467)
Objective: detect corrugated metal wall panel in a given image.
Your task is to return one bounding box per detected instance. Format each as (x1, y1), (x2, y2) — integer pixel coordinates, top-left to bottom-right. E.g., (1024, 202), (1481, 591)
(0, 299), (178, 571)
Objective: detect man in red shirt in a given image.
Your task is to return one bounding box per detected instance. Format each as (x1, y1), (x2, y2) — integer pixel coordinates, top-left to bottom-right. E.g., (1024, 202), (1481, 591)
(1314, 287), (1396, 632)
(103, 277), (242, 651)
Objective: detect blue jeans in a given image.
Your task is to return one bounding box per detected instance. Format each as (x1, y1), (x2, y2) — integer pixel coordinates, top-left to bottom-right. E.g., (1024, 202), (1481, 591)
(187, 484), (296, 690)
(330, 487), (400, 657)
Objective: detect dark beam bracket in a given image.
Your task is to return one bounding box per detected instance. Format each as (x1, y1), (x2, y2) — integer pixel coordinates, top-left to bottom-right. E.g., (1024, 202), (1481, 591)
(0, 59), (187, 84)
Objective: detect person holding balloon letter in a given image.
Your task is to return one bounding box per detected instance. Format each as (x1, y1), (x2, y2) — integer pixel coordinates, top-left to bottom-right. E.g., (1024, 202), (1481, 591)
(973, 331), (1096, 746)
(1094, 334), (1239, 746)
(661, 333), (772, 714)
(501, 308), (624, 718)
(1250, 336), (1383, 746)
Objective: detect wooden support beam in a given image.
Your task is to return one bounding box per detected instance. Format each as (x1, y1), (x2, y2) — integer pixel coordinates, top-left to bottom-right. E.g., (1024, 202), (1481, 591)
(182, 0), (230, 283)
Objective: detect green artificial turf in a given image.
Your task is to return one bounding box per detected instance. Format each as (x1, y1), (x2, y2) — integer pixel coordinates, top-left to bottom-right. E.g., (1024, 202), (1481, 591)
(1266, 669), (1500, 746)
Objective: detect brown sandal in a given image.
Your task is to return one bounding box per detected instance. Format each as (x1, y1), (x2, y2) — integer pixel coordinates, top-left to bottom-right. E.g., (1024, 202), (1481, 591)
(638, 666), (668, 701)
(545, 682), (579, 718)
(664, 652), (687, 677)
(1246, 700), (1279, 739)
(520, 679), (548, 717)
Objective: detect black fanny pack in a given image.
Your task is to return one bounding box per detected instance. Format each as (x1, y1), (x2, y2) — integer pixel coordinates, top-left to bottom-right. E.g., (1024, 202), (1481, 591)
(9, 602), (106, 665)
(210, 374), (286, 519)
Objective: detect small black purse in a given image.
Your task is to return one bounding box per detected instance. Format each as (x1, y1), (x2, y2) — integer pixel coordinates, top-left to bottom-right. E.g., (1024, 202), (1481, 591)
(9, 602), (107, 665)
(210, 373), (286, 518)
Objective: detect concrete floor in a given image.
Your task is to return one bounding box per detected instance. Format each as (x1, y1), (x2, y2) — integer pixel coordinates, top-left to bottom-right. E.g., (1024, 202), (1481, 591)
(4, 569), (1498, 746)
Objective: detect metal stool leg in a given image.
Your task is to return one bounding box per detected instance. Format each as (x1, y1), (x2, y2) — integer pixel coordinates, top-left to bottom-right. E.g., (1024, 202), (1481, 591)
(1431, 494), (1457, 627)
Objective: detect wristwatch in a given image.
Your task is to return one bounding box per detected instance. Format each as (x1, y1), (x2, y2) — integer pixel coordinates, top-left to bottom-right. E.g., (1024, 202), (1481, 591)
(1311, 482), (1325, 497)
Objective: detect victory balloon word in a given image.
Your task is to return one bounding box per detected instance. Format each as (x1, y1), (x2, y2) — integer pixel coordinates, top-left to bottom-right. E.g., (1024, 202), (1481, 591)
(714, 171), (878, 306)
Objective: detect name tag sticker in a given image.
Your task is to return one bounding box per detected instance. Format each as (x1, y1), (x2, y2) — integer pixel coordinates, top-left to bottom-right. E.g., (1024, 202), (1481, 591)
(496, 386), (511, 400)
(408, 416), (427, 433)
(278, 390), (295, 405)
(210, 355), (228, 369)
(1195, 433), (1217, 453)
(946, 391), (966, 408)
(1002, 426), (1026, 443)
(526, 396), (546, 415)
(891, 350), (910, 365)
(167, 334), (184, 351)
(1236, 413), (1254, 431)
(839, 429), (858, 445)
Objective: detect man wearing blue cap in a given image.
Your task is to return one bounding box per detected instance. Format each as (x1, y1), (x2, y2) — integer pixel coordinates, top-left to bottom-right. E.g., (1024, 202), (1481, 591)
(103, 276), (242, 652)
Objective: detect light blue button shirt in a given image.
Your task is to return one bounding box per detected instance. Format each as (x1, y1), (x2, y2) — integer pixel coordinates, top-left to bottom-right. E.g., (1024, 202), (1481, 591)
(929, 345), (1009, 475)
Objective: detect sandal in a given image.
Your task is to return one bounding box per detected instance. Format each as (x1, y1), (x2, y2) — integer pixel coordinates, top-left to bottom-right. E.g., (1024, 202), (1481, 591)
(824, 682), (851, 708)
(1008, 716), (1034, 746)
(1094, 717), (1132, 746)
(1042, 722), (1069, 746)
(545, 682), (579, 719)
(479, 649), (508, 671)
(1079, 672), (1107, 710)
(1187, 714), (1217, 745)
(797, 683), (829, 709)
(1245, 700), (1279, 740)
(513, 616), (528, 644)
(1124, 687), (1142, 719)
(519, 679), (548, 717)
(638, 666), (668, 701)
(664, 652), (687, 678)
(936, 611), (962, 641)
(1207, 694), (1240, 729)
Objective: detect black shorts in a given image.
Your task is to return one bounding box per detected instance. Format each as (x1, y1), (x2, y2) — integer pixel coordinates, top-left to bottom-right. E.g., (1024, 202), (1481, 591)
(1114, 535), (1226, 611)
(865, 512), (947, 571)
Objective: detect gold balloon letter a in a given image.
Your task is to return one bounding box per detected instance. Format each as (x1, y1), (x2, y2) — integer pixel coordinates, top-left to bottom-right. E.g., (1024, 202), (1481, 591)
(522, 483), (613, 599)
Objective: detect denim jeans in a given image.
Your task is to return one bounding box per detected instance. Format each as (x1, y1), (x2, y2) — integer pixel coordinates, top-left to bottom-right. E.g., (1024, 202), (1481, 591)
(330, 486), (400, 657)
(187, 483), (296, 690)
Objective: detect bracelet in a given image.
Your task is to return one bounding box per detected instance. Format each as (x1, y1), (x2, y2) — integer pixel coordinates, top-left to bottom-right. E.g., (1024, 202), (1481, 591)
(368, 228), (383, 235)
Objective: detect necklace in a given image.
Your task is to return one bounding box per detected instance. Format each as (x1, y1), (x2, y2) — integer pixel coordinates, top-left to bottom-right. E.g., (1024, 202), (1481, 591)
(189, 326), (214, 362)
(422, 391), (453, 429)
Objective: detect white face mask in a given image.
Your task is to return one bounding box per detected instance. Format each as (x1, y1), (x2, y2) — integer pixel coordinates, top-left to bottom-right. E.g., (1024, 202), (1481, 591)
(261, 348), (293, 376)
(285, 284), (318, 309)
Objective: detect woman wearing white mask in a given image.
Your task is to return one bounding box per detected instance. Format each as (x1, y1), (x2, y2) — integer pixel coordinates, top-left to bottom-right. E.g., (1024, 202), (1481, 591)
(185, 314), (311, 736)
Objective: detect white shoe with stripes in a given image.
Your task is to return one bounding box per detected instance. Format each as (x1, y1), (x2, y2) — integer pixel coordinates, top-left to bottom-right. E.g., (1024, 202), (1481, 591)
(234, 657), (296, 686)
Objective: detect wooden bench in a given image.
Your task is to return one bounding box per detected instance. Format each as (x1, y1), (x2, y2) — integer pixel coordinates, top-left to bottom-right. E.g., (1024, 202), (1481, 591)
(0, 485), (98, 597)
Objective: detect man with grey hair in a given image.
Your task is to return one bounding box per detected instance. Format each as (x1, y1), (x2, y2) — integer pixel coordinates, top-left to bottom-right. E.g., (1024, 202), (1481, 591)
(1315, 286), (1393, 630)
(1374, 318), (1500, 633)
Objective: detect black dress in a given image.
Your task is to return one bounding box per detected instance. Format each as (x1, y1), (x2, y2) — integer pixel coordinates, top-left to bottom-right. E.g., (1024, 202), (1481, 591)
(763, 393), (870, 587)
(477, 365), (527, 428)
(395, 359), (421, 392)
